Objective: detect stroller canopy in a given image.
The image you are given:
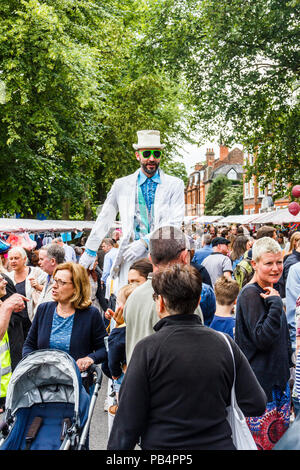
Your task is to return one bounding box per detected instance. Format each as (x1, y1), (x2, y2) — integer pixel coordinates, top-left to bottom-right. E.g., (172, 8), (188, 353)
(5, 350), (84, 421)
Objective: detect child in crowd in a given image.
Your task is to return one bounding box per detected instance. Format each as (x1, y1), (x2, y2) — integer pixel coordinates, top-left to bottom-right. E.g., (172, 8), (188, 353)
(209, 275), (239, 339)
(106, 283), (136, 415)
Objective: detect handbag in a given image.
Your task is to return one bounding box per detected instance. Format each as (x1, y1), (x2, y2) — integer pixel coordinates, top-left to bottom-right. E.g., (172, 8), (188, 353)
(220, 333), (257, 450)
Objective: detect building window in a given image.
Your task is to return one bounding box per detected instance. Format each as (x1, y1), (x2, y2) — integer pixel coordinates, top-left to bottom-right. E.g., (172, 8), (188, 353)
(258, 183), (265, 198)
(249, 178), (254, 198)
(227, 168), (237, 180)
(244, 181), (249, 198)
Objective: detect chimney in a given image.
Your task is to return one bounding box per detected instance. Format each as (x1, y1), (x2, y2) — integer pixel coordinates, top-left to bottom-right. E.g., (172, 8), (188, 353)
(206, 148), (215, 167)
(219, 145), (229, 161)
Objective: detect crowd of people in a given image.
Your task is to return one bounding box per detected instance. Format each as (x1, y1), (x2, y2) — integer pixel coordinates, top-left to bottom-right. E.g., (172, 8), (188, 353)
(0, 221), (299, 450)
(0, 129), (299, 451)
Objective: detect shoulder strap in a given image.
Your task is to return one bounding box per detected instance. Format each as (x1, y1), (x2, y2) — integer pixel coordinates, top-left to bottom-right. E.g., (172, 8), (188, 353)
(219, 332), (236, 386)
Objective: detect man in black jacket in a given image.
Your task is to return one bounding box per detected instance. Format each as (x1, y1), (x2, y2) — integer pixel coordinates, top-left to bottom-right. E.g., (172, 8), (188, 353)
(107, 264), (266, 450)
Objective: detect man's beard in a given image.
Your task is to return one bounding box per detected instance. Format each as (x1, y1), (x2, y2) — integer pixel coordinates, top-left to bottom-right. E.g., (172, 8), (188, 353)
(141, 161), (159, 176)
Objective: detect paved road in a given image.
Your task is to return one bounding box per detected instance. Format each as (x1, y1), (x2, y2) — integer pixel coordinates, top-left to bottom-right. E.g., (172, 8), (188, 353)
(89, 374), (109, 450)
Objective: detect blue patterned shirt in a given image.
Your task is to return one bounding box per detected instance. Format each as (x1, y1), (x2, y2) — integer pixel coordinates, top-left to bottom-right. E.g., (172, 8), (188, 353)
(49, 309), (75, 353)
(138, 169), (161, 212)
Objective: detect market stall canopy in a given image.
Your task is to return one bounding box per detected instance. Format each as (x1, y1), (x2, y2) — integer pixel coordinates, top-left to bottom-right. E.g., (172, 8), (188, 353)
(246, 208), (300, 225)
(216, 214), (260, 225)
(184, 215), (224, 224)
(0, 218), (121, 234)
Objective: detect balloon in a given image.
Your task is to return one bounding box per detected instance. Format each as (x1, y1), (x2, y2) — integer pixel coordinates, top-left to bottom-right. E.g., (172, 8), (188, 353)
(288, 201), (300, 216)
(292, 185), (300, 198)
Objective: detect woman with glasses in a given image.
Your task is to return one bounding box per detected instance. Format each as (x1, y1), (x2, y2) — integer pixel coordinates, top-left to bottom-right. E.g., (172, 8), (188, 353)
(22, 262), (108, 375)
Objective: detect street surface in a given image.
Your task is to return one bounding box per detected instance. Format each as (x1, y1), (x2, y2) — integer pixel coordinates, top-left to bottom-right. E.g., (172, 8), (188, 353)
(90, 374), (109, 450)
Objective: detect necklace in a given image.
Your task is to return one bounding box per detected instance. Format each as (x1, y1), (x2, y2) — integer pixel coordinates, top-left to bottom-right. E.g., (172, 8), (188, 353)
(57, 304), (75, 318)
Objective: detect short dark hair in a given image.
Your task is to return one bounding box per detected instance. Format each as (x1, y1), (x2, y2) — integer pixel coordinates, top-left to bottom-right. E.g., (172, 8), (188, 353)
(149, 226), (189, 266)
(129, 258), (153, 279)
(152, 264), (202, 315)
(256, 226), (276, 239)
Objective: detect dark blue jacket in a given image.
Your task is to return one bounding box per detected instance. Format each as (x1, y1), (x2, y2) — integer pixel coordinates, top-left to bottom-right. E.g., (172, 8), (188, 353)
(22, 301), (108, 364)
(108, 326), (126, 377)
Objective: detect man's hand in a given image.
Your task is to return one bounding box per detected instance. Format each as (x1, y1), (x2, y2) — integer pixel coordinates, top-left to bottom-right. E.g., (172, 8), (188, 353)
(0, 294), (29, 341)
(4, 293), (29, 313)
(123, 239), (147, 264)
(79, 251), (97, 270)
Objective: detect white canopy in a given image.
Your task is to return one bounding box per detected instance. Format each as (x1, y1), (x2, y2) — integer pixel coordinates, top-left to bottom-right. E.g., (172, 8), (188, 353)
(184, 215), (224, 224)
(216, 214), (260, 225)
(0, 218), (121, 234)
(246, 208), (300, 225)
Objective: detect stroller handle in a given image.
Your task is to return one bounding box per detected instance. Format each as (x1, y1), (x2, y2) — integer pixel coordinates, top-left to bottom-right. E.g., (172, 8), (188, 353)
(88, 364), (103, 386)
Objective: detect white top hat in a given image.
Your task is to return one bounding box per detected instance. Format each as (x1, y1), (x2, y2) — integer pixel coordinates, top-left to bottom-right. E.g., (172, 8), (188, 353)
(133, 130), (165, 150)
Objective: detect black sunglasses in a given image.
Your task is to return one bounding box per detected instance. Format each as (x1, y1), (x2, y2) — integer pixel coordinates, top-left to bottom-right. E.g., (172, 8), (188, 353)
(140, 150), (162, 159)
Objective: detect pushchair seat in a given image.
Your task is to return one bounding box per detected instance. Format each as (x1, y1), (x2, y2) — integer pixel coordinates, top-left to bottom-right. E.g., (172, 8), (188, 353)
(0, 350), (103, 451)
(2, 402), (74, 450)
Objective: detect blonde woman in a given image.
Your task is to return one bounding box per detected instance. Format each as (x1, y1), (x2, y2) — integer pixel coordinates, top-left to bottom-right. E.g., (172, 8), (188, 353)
(7, 247), (47, 338)
(22, 262), (107, 374)
(284, 231), (300, 260)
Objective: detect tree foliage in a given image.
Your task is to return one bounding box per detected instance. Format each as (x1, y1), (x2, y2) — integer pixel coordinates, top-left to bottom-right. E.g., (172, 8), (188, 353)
(138, 0), (300, 198)
(0, 0), (188, 219)
(205, 175), (243, 216)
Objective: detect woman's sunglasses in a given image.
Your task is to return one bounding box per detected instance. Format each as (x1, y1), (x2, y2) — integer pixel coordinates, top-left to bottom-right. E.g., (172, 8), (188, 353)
(140, 150), (162, 159)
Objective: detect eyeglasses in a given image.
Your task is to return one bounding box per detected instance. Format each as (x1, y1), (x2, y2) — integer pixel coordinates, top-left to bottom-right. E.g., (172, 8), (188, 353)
(53, 278), (73, 287)
(140, 150), (162, 159)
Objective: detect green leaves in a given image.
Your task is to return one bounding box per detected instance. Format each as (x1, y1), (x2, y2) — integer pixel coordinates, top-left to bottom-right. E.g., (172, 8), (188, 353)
(0, 0), (189, 219)
(205, 176), (243, 216)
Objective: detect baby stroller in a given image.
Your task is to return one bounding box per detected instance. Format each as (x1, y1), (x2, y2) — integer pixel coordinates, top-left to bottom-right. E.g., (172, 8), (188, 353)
(0, 349), (102, 450)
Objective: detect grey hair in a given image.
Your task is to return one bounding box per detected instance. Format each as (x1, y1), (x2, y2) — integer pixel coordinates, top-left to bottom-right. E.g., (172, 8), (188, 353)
(252, 237), (282, 262)
(8, 246), (28, 262)
(41, 244), (65, 265)
(202, 234), (212, 245)
(149, 226), (190, 265)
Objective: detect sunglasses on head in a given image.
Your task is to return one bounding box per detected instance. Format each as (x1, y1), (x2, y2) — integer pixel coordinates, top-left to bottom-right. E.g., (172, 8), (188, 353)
(140, 149), (162, 159)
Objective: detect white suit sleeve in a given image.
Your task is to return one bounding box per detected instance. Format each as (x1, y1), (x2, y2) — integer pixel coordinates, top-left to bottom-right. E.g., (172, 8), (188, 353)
(169, 179), (185, 226)
(85, 181), (119, 252)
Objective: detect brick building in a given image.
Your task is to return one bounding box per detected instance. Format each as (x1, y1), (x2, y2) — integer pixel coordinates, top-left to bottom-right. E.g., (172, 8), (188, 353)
(185, 146), (244, 216)
(243, 153), (289, 214)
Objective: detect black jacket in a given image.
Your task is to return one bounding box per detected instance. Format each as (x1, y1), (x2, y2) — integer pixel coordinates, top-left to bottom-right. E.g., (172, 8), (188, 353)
(107, 314), (266, 450)
(1, 273), (24, 370)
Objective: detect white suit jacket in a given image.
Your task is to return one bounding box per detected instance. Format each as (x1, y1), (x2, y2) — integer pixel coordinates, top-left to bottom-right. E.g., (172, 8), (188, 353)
(85, 168), (185, 263)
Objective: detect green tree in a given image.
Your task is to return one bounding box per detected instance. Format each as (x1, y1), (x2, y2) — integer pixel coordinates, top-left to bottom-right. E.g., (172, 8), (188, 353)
(0, 0), (189, 218)
(138, 0), (300, 198)
(205, 175), (243, 216)
(0, 0), (106, 218)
